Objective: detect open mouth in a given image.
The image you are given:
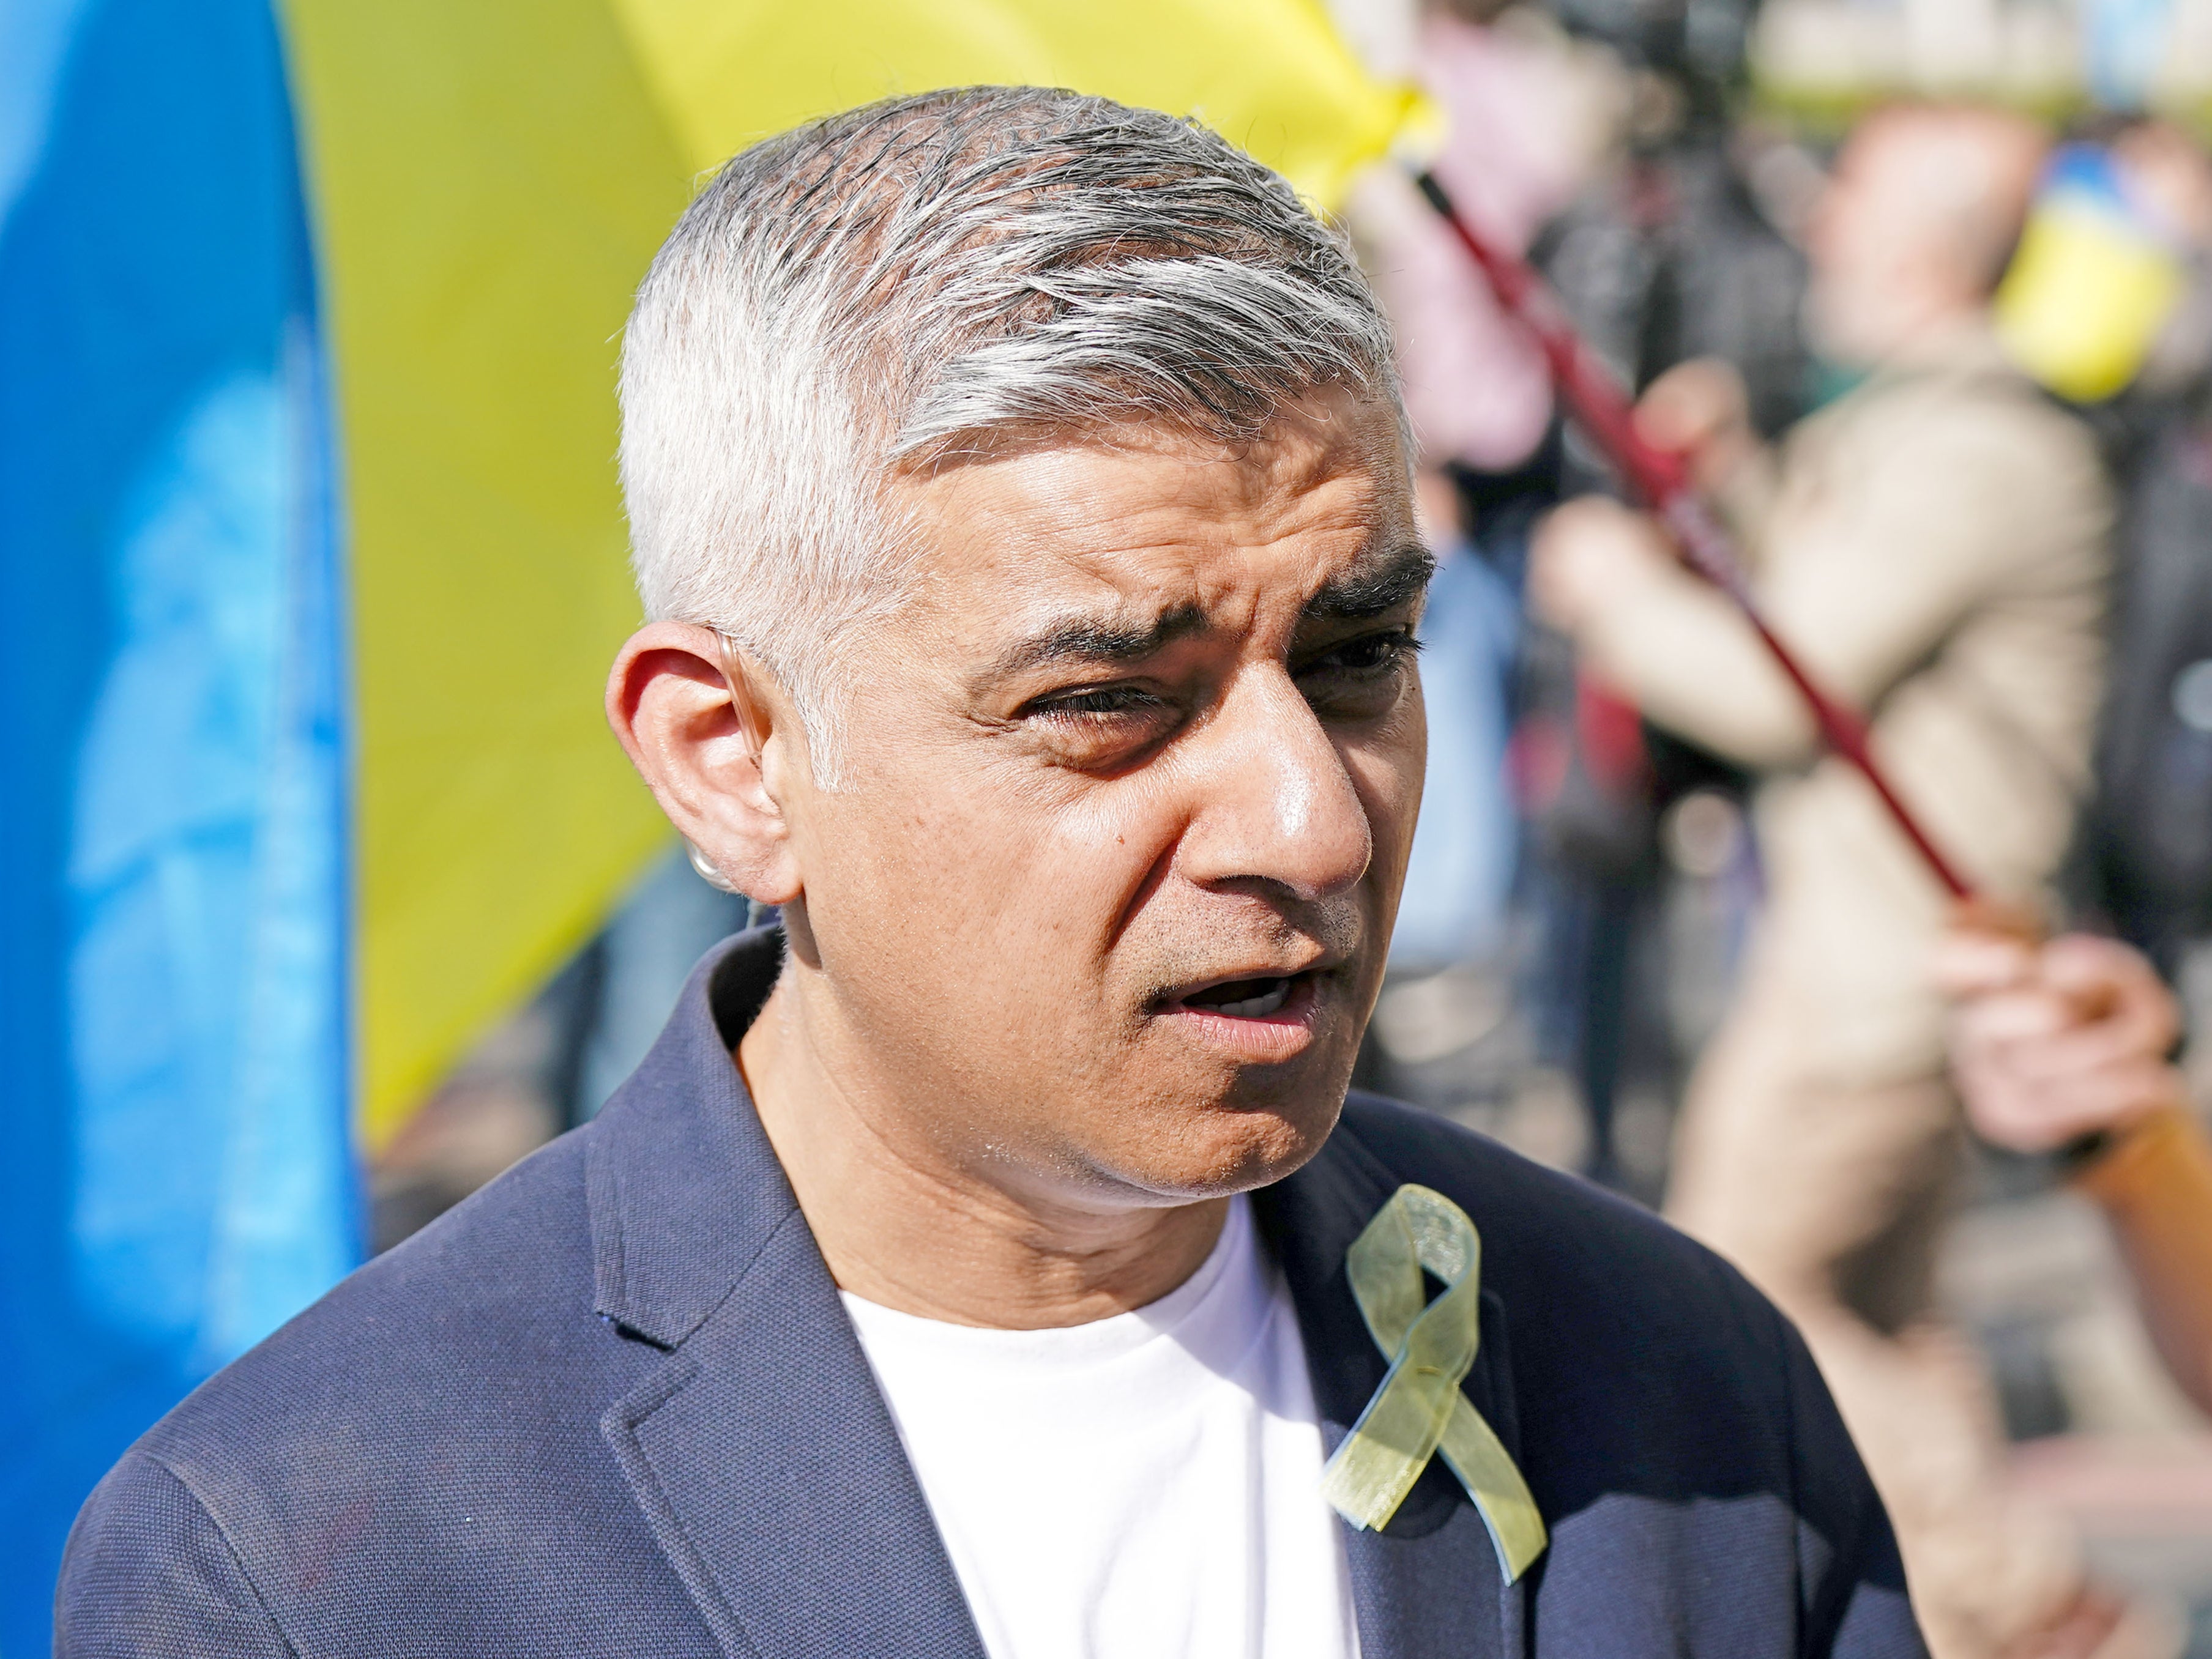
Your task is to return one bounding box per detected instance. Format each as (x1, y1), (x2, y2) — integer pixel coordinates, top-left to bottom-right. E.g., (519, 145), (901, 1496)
(1180, 974), (1296, 1019)
(1163, 958), (1343, 1022)
(1153, 962), (1338, 1056)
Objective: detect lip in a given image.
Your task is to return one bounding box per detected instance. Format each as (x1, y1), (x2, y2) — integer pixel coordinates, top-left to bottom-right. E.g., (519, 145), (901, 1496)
(1150, 960), (1340, 1063)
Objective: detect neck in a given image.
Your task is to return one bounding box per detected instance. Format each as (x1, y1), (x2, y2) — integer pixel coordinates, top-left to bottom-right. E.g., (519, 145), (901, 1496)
(1815, 272), (1986, 371)
(735, 968), (1229, 1329)
(1882, 297), (1987, 362)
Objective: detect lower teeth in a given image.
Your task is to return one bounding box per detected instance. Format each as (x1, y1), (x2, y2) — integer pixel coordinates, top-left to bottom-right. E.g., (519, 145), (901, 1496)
(1212, 980), (1290, 1017)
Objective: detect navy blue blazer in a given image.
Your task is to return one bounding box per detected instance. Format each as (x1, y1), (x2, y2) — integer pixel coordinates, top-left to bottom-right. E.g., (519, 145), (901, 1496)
(59, 927), (1922, 1656)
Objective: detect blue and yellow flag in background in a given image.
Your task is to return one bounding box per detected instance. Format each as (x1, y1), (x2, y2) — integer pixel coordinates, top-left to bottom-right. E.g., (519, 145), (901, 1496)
(0, 0), (1418, 1641)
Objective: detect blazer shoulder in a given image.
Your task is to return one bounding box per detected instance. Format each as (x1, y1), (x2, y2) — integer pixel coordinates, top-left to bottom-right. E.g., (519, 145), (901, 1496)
(133, 1124), (625, 1477)
(59, 1448), (292, 1659)
(1318, 1097), (1804, 1433)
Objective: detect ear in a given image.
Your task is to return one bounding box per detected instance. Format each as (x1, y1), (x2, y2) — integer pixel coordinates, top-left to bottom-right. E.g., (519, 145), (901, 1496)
(606, 621), (804, 905)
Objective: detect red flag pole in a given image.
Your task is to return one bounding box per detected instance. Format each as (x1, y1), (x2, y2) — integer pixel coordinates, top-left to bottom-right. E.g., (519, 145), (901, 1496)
(1413, 171), (1976, 902)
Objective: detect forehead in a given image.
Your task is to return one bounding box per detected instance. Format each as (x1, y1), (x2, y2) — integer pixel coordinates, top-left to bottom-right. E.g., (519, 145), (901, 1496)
(892, 398), (1413, 623)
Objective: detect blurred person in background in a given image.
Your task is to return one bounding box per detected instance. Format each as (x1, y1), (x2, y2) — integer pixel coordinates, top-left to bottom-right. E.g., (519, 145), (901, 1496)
(1531, 106), (2132, 1657)
(1352, 0), (1621, 492)
(1349, 0), (1800, 1183)
(1937, 925), (2212, 1420)
(1510, 4), (1823, 1191)
(2072, 122), (2212, 976)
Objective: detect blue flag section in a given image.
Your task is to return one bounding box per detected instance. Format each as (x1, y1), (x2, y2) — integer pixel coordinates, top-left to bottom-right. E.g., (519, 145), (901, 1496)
(0, 0), (357, 1645)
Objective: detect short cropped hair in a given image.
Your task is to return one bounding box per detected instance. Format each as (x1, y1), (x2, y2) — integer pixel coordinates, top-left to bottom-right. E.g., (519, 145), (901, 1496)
(618, 85), (1402, 780)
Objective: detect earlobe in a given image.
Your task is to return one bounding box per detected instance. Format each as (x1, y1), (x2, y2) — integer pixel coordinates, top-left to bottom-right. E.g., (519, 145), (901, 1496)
(684, 837), (744, 894)
(605, 622), (805, 905)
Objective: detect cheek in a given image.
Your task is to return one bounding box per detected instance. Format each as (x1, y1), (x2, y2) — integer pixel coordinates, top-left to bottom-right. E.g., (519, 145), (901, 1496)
(805, 751), (1182, 995)
(1348, 691), (1427, 890)
(976, 781), (1190, 1000)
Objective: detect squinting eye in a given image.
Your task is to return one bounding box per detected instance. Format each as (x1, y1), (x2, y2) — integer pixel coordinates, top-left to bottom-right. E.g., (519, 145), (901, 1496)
(1294, 629), (1421, 721)
(1305, 629), (1421, 677)
(1029, 685), (1169, 723)
(1019, 682), (1185, 768)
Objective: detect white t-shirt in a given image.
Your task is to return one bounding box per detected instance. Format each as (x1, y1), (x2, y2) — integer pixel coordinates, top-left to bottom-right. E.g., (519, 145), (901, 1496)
(841, 1195), (1362, 1659)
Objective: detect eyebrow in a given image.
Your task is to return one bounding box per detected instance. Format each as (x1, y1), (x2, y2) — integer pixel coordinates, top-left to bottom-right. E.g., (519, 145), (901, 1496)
(1303, 543), (1437, 622)
(984, 601), (1212, 683)
(979, 541), (1436, 686)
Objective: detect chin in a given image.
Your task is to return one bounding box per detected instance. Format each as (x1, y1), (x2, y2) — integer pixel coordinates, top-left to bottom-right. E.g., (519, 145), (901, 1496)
(1127, 1056), (1352, 1200)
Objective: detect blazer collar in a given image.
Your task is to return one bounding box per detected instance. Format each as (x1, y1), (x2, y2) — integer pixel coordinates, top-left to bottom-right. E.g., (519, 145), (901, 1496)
(588, 929), (986, 1659)
(587, 928), (1518, 1659)
(586, 926), (791, 1349)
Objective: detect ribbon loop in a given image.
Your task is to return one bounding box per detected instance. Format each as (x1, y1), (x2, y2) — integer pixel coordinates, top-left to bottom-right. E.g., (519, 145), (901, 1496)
(1319, 1184), (1548, 1583)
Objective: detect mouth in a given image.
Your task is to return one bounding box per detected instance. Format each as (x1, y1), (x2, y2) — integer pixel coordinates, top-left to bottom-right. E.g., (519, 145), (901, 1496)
(1150, 961), (1341, 1060)
(1177, 974), (1300, 1019)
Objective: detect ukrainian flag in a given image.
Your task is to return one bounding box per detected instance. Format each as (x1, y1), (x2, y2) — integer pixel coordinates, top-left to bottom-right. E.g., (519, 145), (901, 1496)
(0, 0), (1420, 1641)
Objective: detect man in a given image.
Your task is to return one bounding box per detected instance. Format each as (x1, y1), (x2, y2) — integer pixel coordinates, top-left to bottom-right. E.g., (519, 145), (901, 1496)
(59, 89), (1916, 1656)
(1531, 108), (2116, 1657)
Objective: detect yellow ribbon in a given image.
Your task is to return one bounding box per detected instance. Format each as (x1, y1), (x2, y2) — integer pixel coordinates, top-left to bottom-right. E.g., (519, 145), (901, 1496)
(1319, 1184), (1548, 1583)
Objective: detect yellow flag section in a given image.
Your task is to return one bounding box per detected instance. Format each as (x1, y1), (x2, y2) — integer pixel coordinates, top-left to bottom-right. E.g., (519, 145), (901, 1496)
(277, 0), (689, 1150)
(276, 0), (1423, 1150)
(613, 0), (1420, 204)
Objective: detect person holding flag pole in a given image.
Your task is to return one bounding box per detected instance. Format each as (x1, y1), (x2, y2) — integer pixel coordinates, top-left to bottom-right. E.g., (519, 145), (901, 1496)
(1517, 106), (2141, 1658)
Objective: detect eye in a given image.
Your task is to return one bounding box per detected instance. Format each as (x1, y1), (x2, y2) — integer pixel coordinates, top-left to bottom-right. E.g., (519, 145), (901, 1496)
(1015, 681), (1187, 768)
(1299, 628), (1421, 680)
(1026, 683), (1171, 724)
(1030, 685), (1167, 716)
(1295, 628), (1421, 716)
(1316, 630), (1420, 672)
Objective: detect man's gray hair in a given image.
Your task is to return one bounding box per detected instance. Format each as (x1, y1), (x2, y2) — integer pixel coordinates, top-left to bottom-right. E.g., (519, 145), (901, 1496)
(619, 85), (1404, 781)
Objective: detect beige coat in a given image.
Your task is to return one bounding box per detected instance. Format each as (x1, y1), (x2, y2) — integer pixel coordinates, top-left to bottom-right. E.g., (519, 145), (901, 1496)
(1578, 325), (2113, 1085)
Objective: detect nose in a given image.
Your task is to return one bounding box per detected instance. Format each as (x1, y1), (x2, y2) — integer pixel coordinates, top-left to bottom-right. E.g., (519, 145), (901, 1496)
(1175, 666), (1372, 904)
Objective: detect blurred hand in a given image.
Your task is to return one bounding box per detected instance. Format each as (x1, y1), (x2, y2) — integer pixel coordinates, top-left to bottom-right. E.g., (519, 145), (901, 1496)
(1529, 496), (1675, 635)
(1635, 358), (1756, 493)
(1935, 929), (2188, 1154)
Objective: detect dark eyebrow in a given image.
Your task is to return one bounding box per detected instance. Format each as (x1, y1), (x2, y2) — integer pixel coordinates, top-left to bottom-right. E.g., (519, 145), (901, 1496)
(983, 600), (1210, 683)
(977, 543), (1432, 688)
(1303, 544), (1437, 622)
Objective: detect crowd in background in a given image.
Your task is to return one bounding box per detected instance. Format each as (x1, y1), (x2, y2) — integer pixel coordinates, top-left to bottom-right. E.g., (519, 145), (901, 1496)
(376, 0), (2212, 1649)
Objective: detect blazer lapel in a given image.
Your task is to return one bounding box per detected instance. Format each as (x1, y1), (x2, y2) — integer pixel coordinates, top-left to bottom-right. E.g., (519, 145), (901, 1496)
(587, 930), (988, 1659)
(1257, 1119), (1527, 1659)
